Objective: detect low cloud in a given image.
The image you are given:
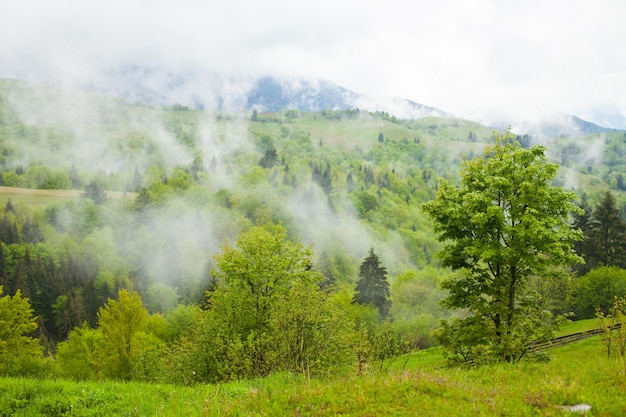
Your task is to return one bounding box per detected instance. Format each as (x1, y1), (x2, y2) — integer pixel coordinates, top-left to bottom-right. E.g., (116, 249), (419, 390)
(2, 1), (624, 127)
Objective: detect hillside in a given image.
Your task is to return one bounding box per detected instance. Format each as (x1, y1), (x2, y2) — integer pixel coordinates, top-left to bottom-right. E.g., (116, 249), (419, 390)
(2, 78), (626, 379)
(1, 79), (625, 296)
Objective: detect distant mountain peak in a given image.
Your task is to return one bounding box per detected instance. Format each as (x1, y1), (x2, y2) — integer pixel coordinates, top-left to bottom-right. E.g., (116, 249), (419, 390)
(245, 76), (451, 119)
(509, 113), (623, 139)
(246, 76), (357, 112)
(79, 67), (452, 119)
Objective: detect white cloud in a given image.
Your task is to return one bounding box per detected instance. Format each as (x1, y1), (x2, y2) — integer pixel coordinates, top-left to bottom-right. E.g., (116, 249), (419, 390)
(1, 0), (625, 125)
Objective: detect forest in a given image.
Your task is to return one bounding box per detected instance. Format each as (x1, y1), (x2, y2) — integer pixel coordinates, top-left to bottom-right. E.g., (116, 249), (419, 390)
(2, 79), (626, 384)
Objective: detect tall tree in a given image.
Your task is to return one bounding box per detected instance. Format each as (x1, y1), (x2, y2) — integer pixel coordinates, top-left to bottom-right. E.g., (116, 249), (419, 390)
(422, 134), (582, 363)
(352, 248), (391, 318)
(572, 193), (594, 274)
(210, 225), (314, 377)
(81, 179), (108, 205)
(317, 251), (337, 291)
(585, 191), (626, 271)
(97, 289), (148, 380)
(258, 147), (278, 168)
(180, 225), (355, 383)
(0, 286), (43, 375)
(572, 195), (593, 251)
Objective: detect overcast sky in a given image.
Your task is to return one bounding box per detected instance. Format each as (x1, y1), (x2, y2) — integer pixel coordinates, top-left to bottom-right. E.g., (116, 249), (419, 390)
(2, 0), (625, 125)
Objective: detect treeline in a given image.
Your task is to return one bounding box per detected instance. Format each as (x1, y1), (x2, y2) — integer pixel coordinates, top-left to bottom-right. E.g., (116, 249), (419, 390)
(1, 225), (427, 382)
(0, 112), (454, 360)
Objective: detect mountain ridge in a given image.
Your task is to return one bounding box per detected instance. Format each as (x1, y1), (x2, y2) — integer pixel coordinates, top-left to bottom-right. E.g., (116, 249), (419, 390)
(2, 75), (622, 138)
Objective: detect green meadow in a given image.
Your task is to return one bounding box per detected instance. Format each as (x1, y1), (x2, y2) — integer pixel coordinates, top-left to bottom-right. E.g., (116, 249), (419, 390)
(2, 332), (625, 417)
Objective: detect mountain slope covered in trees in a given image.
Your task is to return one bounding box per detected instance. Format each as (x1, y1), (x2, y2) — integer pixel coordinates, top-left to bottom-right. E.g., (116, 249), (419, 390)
(1, 78), (626, 380)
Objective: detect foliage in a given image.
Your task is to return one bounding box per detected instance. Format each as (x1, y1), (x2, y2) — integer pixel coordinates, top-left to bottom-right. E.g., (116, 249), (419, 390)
(352, 248), (391, 318)
(2, 81), (626, 381)
(580, 191), (626, 273)
(0, 286), (43, 376)
(97, 289), (154, 380)
(56, 289), (167, 382)
(55, 324), (103, 380)
(174, 225), (356, 383)
(575, 267), (626, 319)
(423, 134), (583, 363)
(572, 193), (594, 274)
(270, 277), (355, 376)
(596, 296), (626, 377)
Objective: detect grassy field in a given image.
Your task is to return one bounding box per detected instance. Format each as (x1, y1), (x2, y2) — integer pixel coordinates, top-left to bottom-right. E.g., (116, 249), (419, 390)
(0, 186), (136, 208)
(2, 334), (625, 416)
(557, 318), (601, 336)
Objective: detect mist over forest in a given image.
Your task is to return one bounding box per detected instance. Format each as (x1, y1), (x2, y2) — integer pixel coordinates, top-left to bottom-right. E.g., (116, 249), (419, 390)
(2, 76), (626, 385)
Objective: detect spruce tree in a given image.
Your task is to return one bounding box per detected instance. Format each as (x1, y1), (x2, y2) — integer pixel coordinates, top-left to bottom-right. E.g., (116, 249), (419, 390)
(352, 248), (391, 318)
(586, 191), (626, 270)
(317, 251), (336, 291)
(572, 193), (594, 274)
(81, 180), (108, 205)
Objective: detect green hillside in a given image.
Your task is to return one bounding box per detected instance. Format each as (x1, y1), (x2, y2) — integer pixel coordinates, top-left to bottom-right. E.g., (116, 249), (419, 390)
(0, 78), (625, 325)
(2, 79), (626, 399)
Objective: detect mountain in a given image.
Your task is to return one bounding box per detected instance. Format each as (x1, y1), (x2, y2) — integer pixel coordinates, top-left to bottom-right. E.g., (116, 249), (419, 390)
(86, 67), (451, 119)
(245, 76), (450, 119)
(508, 113), (623, 140)
(89, 67), (624, 136)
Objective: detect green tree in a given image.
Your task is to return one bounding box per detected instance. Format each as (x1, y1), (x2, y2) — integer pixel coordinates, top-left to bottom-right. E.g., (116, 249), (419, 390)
(0, 286), (43, 375)
(317, 251), (337, 291)
(596, 296), (626, 370)
(270, 277), (354, 376)
(97, 289), (148, 380)
(572, 193), (594, 274)
(179, 225), (355, 383)
(422, 134), (582, 363)
(575, 266), (626, 319)
(81, 179), (108, 205)
(585, 191), (626, 271)
(258, 147), (278, 168)
(132, 167), (143, 192)
(210, 225), (316, 377)
(352, 248), (391, 318)
(55, 323), (103, 380)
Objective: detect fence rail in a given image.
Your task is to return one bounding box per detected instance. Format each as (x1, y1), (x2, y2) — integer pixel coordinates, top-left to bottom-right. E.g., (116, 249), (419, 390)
(529, 323), (624, 352)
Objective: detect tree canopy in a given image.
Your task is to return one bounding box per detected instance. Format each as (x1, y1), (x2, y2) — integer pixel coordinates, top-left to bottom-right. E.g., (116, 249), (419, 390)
(583, 191), (626, 272)
(422, 134), (582, 363)
(179, 225), (355, 382)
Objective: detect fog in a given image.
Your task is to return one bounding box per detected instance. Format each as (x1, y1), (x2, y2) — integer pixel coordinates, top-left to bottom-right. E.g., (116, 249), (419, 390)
(3, 1), (624, 128)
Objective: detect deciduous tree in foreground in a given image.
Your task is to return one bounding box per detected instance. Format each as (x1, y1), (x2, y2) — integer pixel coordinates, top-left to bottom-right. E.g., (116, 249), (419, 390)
(177, 225), (355, 383)
(422, 134), (582, 363)
(0, 286), (42, 375)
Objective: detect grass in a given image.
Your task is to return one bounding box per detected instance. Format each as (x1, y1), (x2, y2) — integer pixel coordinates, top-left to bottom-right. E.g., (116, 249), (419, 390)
(2, 336), (626, 416)
(0, 186), (135, 208)
(557, 318), (601, 336)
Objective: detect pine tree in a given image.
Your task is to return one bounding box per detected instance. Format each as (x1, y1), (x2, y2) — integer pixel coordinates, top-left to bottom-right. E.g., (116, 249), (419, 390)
(258, 148), (278, 168)
(586, 191), (626, 270)
(81, 180), (108, 205)
(572, 193), (594, 274)
(132, 167), (143, 192)
(346, 172), (355, 192)
(317, 251), (336, 291)
(352, 248), (391, 318)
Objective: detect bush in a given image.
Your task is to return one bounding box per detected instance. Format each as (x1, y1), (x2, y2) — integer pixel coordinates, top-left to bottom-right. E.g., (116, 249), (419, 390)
(575, 267), (626, 319)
